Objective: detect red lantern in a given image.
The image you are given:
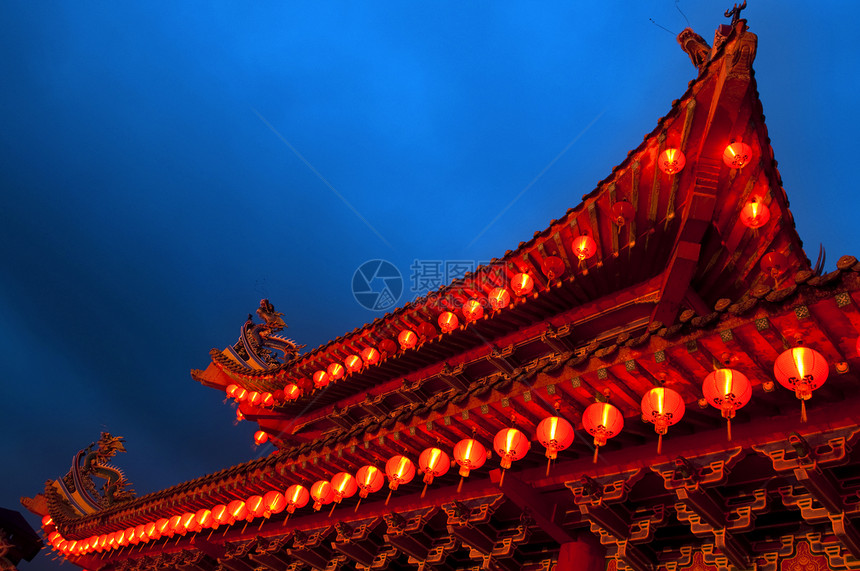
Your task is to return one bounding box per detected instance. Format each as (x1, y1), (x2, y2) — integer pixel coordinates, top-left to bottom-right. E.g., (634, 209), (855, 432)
(194, 509), (213, 530)
(247, 391), (262, 406)
(774, 347), (829, 422)
(761, 251), (789, 282)
(723, 141), (753, 169)
(541, 256), (565, 280)
(493, 428), (530, 486)
(702, 368), (752, 440)
(356, 465), (385, 500)
(463, 299), (484, 322)
(587, 404), (623, 454)
(572, 235), (597, 262)
(211, 505), (229, 527)
(181, 511), (199, 534)
(261, 392), (275, 407)
(398, 329), (418, 350)
(134, 524), (146, 543)
(536, 416), (575, 474)
(453, 438), (487, 492)
(227, 500), (248, 523)
(253, 430), (268, 445)
(313, 370), (330, 388)
(226, 384), (239, 398)
(331, 472), (358, 504)
(378, 338), (398, 355)
(345, 354), (363, 373)
(740, 198), (770, 229)
(285, 484), (310, 514)
(361, 346), (380, 366)
(417, 322), (437, 338)
(489, 287), (511, 310)
(385, 455), (415, 493)
(262, 490), (286, 517)
(232, 387), (248, 402)
(641, 387), (685, 454)
(173, 513), (190, 535)
(115, 529), (128, 547)
(658, 148), (686, 175)
(511, 273), (534, 296)
(246, 495), (266, 520)
(418, 447), (450, 497)
(611, 200), (635, 226)
(155, 517), (172, 538)
(283, 383), (301, 401)
(327, 362), (345, 381)
(438, 311), (459, 333)
(310, 481), (334, 511)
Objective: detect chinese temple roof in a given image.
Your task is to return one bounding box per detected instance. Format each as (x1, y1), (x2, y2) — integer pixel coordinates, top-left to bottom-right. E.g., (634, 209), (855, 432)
(26, 14), (860, 571)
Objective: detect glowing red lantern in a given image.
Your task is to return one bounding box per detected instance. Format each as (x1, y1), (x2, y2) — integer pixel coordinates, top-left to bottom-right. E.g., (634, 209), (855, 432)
(493, 428), (530, 486)
(312, 370), (330, 388)
(260, 490), (285, 518)
(378, 338), (398, 355)
(774, 347), (828, 422)
(702, 368), (752, 440)
(227, 500), (248, 522)
(253, 430), (268, 445)
(418, 447), (450, 497)
(115, 529), (127, 547)
(641, 387), (685, 454)
(310, 480), (334, 511)
(193, 509), (212, 531)
(385, 455), (415, 493)
(211, 505), (229, 527)
(417, 322), (437, 338)
(541, 256), (565, 280)
(438, 311), (459, 333)
(172, 513), (189, 536)
(462, 299), (484, 322)
(246, 495), (266, 520)
(398, 329), (418, 350)
(285, 484), (310, 514)
(572, 235), (597, 262)
(331, 472), (358, 504)
(247, 391), (262, 406)
(327, 362), (345, 381)
(611, 200), (635, 226)
(723, 141), (753, 169)
(489, 287), (511, 310)
(345, 354), (363, 373)
(356, 465), (385, 499)
(453, 438), (487, 491)
(740, 198), (770, 229)
(232, 387), (247, 402)
(155, 517), (172, 538)
(261, 392), (275, 407)
(181, 511), (199, 534)
(226, 384), (239, 398)
(284, 383), (301, 401)
(582, 402), (623, 463)
(135, 524), (146, 543)
(361, 346), (380, 366)
(536, 416), (575, 474)
(658, 148), (686, 174)
(511, 273), (534, 296)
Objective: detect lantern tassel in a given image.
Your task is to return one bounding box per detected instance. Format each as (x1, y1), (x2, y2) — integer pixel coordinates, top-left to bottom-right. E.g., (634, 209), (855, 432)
(727, 418), (732, 442)
(546, 458), (552, 477)
(354, 497), (362, 513)
(328, 503), (337, 518)
(258, 520), (265, 531)
(282, 513), (291, 526)
(385, 490), (393, 506)
(207, 530), (214, 541)
(593, 447), (599, 464)
(801, 399), (807, 423)
(457, 477), (464, 494)
(499, 469), (506, 488)
(657, 433), (663, 455)
(241, 523), (248, 535)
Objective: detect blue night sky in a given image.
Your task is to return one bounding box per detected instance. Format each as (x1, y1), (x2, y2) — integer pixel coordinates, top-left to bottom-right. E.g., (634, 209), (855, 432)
(2, 2), (858, 568)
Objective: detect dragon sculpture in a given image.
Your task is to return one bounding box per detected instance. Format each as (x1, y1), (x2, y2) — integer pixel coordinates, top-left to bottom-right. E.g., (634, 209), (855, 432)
(22, 433), (136, 522)
(222, 299), (303, 370)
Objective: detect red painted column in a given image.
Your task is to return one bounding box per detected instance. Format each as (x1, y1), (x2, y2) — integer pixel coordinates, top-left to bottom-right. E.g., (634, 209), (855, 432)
(557, 534), (605, 571)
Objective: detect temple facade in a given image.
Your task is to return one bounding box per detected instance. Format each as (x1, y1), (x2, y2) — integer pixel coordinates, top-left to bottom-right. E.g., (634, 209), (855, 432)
(24, 13), (860, 571)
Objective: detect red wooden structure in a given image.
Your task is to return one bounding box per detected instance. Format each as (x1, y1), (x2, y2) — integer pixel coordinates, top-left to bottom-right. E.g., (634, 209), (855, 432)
(24, 15), (860, 571)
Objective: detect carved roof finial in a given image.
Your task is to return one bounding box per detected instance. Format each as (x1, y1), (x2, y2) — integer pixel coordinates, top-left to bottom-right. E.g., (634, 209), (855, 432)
(725, 1), (747, 25)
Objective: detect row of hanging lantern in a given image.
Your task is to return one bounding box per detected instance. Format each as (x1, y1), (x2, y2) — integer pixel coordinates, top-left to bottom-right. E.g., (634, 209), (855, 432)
(45, 342), (837, 558)
(656, 141), (754, 176)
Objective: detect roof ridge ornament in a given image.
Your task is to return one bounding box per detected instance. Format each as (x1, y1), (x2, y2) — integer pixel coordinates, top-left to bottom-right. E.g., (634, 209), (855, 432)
(725, 1), (747, 25)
